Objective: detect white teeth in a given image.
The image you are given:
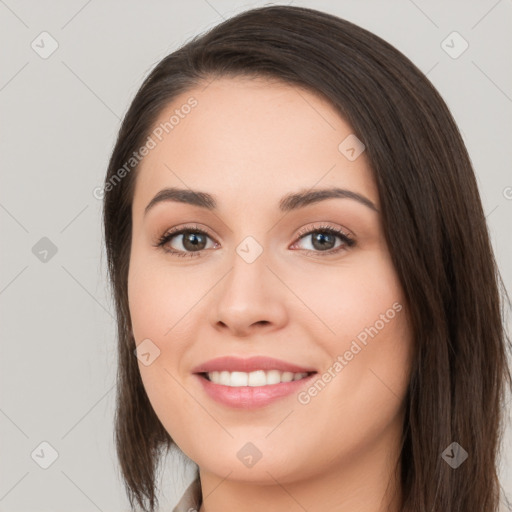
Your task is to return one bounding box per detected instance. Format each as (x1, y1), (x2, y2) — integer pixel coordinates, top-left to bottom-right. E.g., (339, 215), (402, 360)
(219, 371), (230, 386)
(206, 370), (310, 387)
(266, 370), (281, 385)
(248, 370), (266, 386)
(230, 371), (248, 386)
(281, 371), (294, 382)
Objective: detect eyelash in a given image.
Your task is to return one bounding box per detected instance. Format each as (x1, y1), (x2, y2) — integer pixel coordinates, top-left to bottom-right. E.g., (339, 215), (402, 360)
(154, 223), (356, 258)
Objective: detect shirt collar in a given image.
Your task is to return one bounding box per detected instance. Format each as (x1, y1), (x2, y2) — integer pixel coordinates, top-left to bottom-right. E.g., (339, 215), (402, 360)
(172, 476), (202, 512)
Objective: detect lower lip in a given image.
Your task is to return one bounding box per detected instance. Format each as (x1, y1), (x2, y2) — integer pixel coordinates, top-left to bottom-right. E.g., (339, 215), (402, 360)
(194, 373), (316, 409)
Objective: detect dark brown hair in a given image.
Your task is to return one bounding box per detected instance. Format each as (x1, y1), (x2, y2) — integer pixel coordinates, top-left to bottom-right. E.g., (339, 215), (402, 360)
(102, 5), (512, 511)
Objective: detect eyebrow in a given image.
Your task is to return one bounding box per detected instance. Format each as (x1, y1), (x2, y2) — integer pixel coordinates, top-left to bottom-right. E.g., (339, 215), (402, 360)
(144, 186), (378, 216)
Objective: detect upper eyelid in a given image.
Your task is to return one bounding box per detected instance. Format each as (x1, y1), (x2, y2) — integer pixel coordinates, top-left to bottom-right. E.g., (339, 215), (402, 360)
(295, 223), (354, 239)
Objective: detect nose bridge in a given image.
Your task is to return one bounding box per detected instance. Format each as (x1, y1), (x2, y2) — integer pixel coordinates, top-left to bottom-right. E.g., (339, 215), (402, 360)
(221, 237), (271, 309)
(210, 235), (287, 335)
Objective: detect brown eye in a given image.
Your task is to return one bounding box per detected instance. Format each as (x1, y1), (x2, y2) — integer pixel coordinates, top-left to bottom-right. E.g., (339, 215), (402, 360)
(177, 231), (209, 251)
(291, 224), (355, 255)
(156, 226), (218, 257)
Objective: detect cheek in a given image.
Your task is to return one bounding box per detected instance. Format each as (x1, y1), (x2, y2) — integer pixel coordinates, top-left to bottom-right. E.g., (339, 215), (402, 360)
(127, 258), (199, 449)
(127, 253), (201, 342)
(290, 258), (411, 468)
(294, 252), (412, 405)
(127, 252), (206, 393)
(290, 252), (406, 344)
(128, 270), (170, 340)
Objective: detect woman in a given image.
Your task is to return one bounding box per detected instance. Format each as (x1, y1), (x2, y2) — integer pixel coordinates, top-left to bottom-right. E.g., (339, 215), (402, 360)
(102, 5), (512, 511)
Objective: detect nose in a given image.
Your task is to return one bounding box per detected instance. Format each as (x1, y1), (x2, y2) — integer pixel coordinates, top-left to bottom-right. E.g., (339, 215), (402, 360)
(210, 250), (288, 338)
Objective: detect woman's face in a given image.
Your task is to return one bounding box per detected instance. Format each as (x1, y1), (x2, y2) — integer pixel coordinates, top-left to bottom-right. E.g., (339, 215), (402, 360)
(128, 76), (413, 486)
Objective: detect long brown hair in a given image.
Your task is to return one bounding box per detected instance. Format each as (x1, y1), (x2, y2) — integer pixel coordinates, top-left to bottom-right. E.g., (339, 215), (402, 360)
(102, 5), (512, 511)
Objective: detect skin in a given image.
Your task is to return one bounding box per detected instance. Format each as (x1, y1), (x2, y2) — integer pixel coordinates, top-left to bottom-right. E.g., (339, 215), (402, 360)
(128, 76), (413, 512)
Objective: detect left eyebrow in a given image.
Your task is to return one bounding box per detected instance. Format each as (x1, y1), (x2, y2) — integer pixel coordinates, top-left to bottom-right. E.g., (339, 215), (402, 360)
(144, 186), (379, 216)
(278, 187), (378, 213)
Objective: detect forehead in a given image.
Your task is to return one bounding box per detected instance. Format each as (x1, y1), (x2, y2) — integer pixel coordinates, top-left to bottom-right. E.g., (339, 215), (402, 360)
(132, 76), (378, 213)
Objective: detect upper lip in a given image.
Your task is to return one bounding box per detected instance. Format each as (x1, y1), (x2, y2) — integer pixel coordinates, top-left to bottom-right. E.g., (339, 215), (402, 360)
(191, 356), (317, 374)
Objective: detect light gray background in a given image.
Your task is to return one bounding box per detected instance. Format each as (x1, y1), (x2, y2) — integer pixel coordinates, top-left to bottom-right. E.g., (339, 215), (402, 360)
(1, 0), (511, 510)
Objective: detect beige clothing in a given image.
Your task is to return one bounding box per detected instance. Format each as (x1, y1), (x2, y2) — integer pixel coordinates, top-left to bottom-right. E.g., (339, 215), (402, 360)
(172, 476), (202, 512)
(171, 476), (511, 512)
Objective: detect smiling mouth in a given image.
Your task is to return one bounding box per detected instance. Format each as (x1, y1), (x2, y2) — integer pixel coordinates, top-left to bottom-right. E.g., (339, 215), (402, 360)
(199, 369), (317, 387)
